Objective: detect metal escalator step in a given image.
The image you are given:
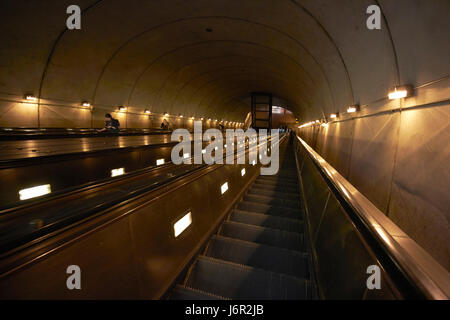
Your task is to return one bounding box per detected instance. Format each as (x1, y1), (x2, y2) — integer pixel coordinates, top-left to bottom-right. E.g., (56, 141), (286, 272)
(248, 188), (299, 201)
(220, 221), (304, 251)
(206, 235), (310, 278)
(237, 201), (301, 219)
(186, 256), (311, 300)
(244, 194), (300, 209)
(231, 209), (303, 233)
(170, 285), (228, 300)
(253, 182), (298, 192)
(250, 183), (299, 193)
(275, 170), (297, 175)
(255, 177), (298, 188)
(257, 175), (298, 184)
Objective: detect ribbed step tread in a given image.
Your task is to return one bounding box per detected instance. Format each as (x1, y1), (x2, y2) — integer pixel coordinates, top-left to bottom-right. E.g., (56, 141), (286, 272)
(170, 285), (228, 300)
(238, 201), (301, 219)
(206, 235), (310, 278)
(255, 176), (298, 187)
(255, 178), (298, 188)
(250, 183), (299, 193)
(248, 188), (299, 201)
(244, 194), (300, 209)
(254, 180), (298, 190)
(220, 221), (304, 251)
(257, 175), (298, 184)
(186, 256), (311, 299)
(231, 209), (303, 233)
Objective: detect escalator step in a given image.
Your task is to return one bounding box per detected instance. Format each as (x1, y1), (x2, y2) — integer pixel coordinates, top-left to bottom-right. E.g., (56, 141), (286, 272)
(250, 183), (299, 194)
(254, 180), (298, 190)
(248, 188), (299, 201)
(257, 175), (298, 184)
(244, 194), (300, 209)
(186, 256), (311, 299)
(254, 178), (298, 188)
(206, 235), (310, 278)
(170, 285), (228, 300)
(238, 201), (301, 219)
(231, 209), (303, 233)
(220, 221), (304, 251)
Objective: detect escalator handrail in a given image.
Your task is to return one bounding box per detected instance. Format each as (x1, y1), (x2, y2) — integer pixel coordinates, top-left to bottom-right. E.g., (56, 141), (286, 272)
(296, 136), (450, 300)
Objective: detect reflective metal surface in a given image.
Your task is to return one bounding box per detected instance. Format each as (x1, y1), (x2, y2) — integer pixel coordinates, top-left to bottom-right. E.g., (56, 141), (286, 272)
(297, 136), (450, 299)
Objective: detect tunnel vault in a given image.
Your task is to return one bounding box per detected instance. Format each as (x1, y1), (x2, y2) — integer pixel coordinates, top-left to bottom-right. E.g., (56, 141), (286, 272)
(0, 0), (449, 271)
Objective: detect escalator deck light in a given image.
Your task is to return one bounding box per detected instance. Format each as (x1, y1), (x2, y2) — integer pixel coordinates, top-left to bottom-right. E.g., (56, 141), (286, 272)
(174, 212), (192, 237)
(19, 184), (51, 200)
(111, 168), (125, 177)
(221, 182), (229, 194)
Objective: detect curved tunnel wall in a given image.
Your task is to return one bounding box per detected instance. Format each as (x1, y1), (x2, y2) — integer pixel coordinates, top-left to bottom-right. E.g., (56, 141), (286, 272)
(0, 1), (448, 268)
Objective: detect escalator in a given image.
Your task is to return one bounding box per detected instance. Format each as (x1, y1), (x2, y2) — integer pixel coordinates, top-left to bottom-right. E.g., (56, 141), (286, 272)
(170, 141), (315, 299)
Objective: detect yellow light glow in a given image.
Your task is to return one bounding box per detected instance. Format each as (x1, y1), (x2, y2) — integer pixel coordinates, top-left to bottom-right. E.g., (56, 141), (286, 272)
(388, 89), (407, 100)
(111, 168), (125, 177)
(25, 95), (37, 101)
(221, 182), (229, 194)
(19, 184), (51, 200)
(174, 212), (192, 238)
(118, 106), (126, 112)
(145, 109), (151, 114)
(156, 159), (165, 166)
(330, 114), (337, 119)
(241, 168), (246, 176)
(164, 113), (169, 117)
(82, 102), (91, 107)
(347, 106), (357, 113)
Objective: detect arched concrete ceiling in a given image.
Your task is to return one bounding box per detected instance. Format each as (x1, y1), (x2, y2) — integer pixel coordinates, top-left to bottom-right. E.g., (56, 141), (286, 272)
(1, 0), (449, 122)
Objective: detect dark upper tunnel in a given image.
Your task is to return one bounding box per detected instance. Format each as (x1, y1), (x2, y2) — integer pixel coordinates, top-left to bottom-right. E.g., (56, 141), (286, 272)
(0, 0), (448, 301)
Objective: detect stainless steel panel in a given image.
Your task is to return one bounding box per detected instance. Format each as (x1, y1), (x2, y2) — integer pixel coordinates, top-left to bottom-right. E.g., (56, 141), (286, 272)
(388, 103), (450, 270)
(0, 218), (140, 299)
(348, 113), (400, 213)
